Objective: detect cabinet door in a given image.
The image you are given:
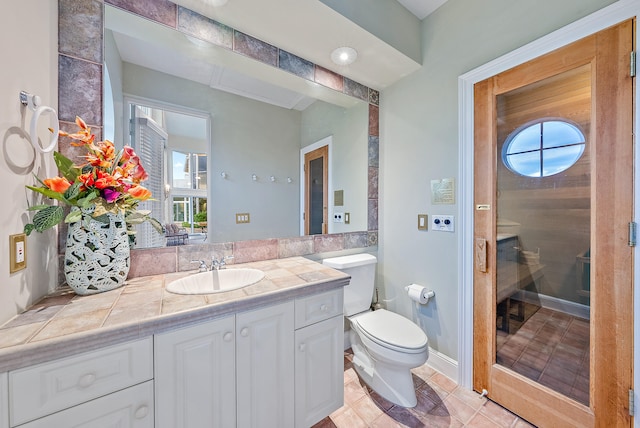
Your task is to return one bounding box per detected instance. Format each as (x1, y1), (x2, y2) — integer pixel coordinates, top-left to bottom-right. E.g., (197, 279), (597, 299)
(18, 380), (153, 428)
(236, 301), (295, 428)
(155, 315), (236, 428)
(295, 315), (344, 428)
(0, 373), (7, 428)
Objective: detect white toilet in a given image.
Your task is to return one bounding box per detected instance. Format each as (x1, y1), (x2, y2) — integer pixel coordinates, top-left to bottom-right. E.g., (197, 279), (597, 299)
(323, 254), (429, 408)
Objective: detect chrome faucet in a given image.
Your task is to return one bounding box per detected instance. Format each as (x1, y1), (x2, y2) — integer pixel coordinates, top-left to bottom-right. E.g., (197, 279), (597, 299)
(211, 255), (234, 270)
(191, 260), (208, 273)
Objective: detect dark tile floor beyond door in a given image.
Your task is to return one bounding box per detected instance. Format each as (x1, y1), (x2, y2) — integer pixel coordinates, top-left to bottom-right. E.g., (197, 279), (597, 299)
(312, 349), (536, 427)
(496, 304), (590, 405)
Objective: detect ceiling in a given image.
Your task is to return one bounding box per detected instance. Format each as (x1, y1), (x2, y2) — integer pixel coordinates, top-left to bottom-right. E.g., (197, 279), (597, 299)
(108, 0), (448, 114)
(396, 0), (449, 20)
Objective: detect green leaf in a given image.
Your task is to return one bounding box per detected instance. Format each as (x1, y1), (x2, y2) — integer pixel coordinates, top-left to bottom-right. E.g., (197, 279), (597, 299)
(53, 151), (79, 181)
(32, 206), (64, 232)
(27, 204), (51, 211)
(93, 214), (110, 224)
(77, 191), (98, 208)
(148, 217), (164, 234)
(24, 223), (35, 236)
(64, 209), (82, 224)
(64, 182), (82, 200)
(26, 185), (67, 203)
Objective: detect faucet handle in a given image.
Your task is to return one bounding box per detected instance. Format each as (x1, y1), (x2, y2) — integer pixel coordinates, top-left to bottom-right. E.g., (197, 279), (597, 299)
(191, 260), (208, 272)
(212, 255), (234, 270)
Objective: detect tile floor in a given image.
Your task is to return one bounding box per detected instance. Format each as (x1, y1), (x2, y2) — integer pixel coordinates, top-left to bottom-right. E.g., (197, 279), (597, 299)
(312, 350), (536, 428)
(496, 304), (589, 405)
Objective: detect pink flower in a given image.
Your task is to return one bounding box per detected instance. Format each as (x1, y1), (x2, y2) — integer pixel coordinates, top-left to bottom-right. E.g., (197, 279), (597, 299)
(102, 188), (120, 203)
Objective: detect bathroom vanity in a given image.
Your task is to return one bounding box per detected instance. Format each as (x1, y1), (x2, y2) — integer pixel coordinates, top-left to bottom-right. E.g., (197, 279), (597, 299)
(0, 257), (348, 428)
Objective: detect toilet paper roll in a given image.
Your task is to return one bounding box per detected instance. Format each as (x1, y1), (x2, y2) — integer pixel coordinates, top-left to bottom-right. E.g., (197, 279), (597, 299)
(406, 283), (429, 304)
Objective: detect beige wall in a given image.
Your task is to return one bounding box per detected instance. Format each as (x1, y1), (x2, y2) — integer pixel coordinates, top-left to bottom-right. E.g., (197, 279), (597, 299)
(379, 0), (617, 360)
(0, 1), (59, 324)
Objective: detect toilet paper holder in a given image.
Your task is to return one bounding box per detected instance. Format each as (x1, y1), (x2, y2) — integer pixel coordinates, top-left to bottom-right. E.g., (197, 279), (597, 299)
(20, 91), (59, 153)
(404, 284), (435, 304)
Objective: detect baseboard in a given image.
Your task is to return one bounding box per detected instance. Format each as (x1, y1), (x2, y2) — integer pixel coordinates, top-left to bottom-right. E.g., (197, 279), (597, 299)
(426, 346), (459, 383)
(516, 290), (590, 320)
(344, 328), (459, 384)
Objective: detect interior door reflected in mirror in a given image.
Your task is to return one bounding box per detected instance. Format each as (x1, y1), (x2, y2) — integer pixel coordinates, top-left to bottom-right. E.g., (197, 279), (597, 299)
(304, 144), (328, 235)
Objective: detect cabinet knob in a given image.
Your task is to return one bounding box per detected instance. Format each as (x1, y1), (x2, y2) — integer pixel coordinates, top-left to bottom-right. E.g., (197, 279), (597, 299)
(320, 304), (328, 312)
(223, 332), (233, 342)
(299, 343), (306, 352)
(135, 405), (149, 419)
(240, 327), (249, 337)
(77, 373), (96, 388)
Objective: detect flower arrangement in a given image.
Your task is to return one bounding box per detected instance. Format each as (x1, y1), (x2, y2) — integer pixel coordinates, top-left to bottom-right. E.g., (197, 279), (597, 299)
(25, 116), (162, 238)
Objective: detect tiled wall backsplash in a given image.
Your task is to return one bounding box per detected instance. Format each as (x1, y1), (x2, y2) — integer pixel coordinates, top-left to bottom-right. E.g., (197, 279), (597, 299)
(57, 0), (379, 281)
(126, 232), (372, 278)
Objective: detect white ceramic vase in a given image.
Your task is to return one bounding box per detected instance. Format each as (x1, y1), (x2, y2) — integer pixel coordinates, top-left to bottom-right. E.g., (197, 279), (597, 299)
(64, 207), (130, 295)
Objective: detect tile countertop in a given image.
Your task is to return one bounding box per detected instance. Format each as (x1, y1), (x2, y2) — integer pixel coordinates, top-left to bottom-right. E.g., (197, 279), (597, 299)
(0, 257), (350, 373)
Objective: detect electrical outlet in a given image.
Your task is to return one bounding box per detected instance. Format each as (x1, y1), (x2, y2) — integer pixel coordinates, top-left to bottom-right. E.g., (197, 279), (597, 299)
(333, 212), (344, 223)
(431, 215), (454, 232)
(10, 233), (27, 273)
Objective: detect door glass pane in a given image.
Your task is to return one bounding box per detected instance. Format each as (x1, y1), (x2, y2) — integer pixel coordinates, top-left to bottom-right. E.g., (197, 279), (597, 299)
(495, 65), (591, 406)
(309, 157), (324, 235)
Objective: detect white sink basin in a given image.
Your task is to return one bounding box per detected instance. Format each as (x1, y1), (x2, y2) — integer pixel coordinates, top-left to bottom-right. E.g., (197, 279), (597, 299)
(166, 268), (265, 294)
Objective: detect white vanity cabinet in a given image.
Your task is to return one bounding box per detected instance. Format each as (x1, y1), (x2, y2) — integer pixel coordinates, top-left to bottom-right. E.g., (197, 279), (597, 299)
(1, 373), (8, 428)
(155, 314), (237, 427)
(294, 289), (344, 428)
(16, 381), (154, 428)
(236, 301), (295, 428)
(155, 300), (295, 428)
(7, 338), (154, 427)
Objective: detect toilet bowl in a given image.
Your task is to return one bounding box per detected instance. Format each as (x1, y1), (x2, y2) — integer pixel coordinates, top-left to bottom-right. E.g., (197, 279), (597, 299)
(323, 254), (429, 408)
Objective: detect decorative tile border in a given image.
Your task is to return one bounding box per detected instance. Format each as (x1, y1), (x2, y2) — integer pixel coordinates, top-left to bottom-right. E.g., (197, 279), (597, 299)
(57, 0), (379, 282)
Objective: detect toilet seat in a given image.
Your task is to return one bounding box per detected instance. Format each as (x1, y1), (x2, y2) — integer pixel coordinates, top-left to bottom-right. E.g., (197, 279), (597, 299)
(352, 309), (428, 354)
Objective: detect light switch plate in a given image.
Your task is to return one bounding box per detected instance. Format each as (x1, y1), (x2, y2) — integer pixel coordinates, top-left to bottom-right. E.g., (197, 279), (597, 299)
(418, 214), (428, 230)
(236, 213), (250, 224)
(10, 233), (26, 273)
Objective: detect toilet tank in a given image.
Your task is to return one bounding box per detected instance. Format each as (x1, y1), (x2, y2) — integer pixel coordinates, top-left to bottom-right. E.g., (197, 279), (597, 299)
(323, 254), (377, 316)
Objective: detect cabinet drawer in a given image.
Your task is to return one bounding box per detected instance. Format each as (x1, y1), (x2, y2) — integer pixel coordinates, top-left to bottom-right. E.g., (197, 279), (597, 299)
(17, 380), (154, 428)
(295, 289), (343, 329)
(10, 338), (153, 426)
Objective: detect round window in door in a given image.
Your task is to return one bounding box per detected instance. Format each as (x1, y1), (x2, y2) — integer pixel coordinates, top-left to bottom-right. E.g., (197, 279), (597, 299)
(502, 119), (586, 177)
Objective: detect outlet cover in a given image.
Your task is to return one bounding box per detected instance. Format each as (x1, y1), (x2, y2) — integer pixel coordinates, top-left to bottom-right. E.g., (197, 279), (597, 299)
(431, 215), (454, 232)
(10, 233), (26, 273)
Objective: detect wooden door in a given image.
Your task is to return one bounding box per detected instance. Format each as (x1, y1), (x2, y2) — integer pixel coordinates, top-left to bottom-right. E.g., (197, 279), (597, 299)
(304, 145), (328, 235)
(473, 20), (634, 427)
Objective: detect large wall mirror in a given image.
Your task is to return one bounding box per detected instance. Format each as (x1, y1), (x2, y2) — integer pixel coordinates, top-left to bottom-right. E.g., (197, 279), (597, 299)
(103, 4), (370, 248)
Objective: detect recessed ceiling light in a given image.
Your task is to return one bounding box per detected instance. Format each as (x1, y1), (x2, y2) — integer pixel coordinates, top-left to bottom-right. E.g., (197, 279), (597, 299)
(331, 47), (358, 66)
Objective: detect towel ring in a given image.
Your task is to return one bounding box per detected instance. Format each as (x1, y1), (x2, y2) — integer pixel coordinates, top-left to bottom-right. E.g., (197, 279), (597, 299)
(20, 91), (59, 153)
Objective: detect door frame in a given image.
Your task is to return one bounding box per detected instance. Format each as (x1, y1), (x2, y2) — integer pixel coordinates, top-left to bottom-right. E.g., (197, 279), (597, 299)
(300, 136), (333, 235)
(458, 0), (640, 417)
